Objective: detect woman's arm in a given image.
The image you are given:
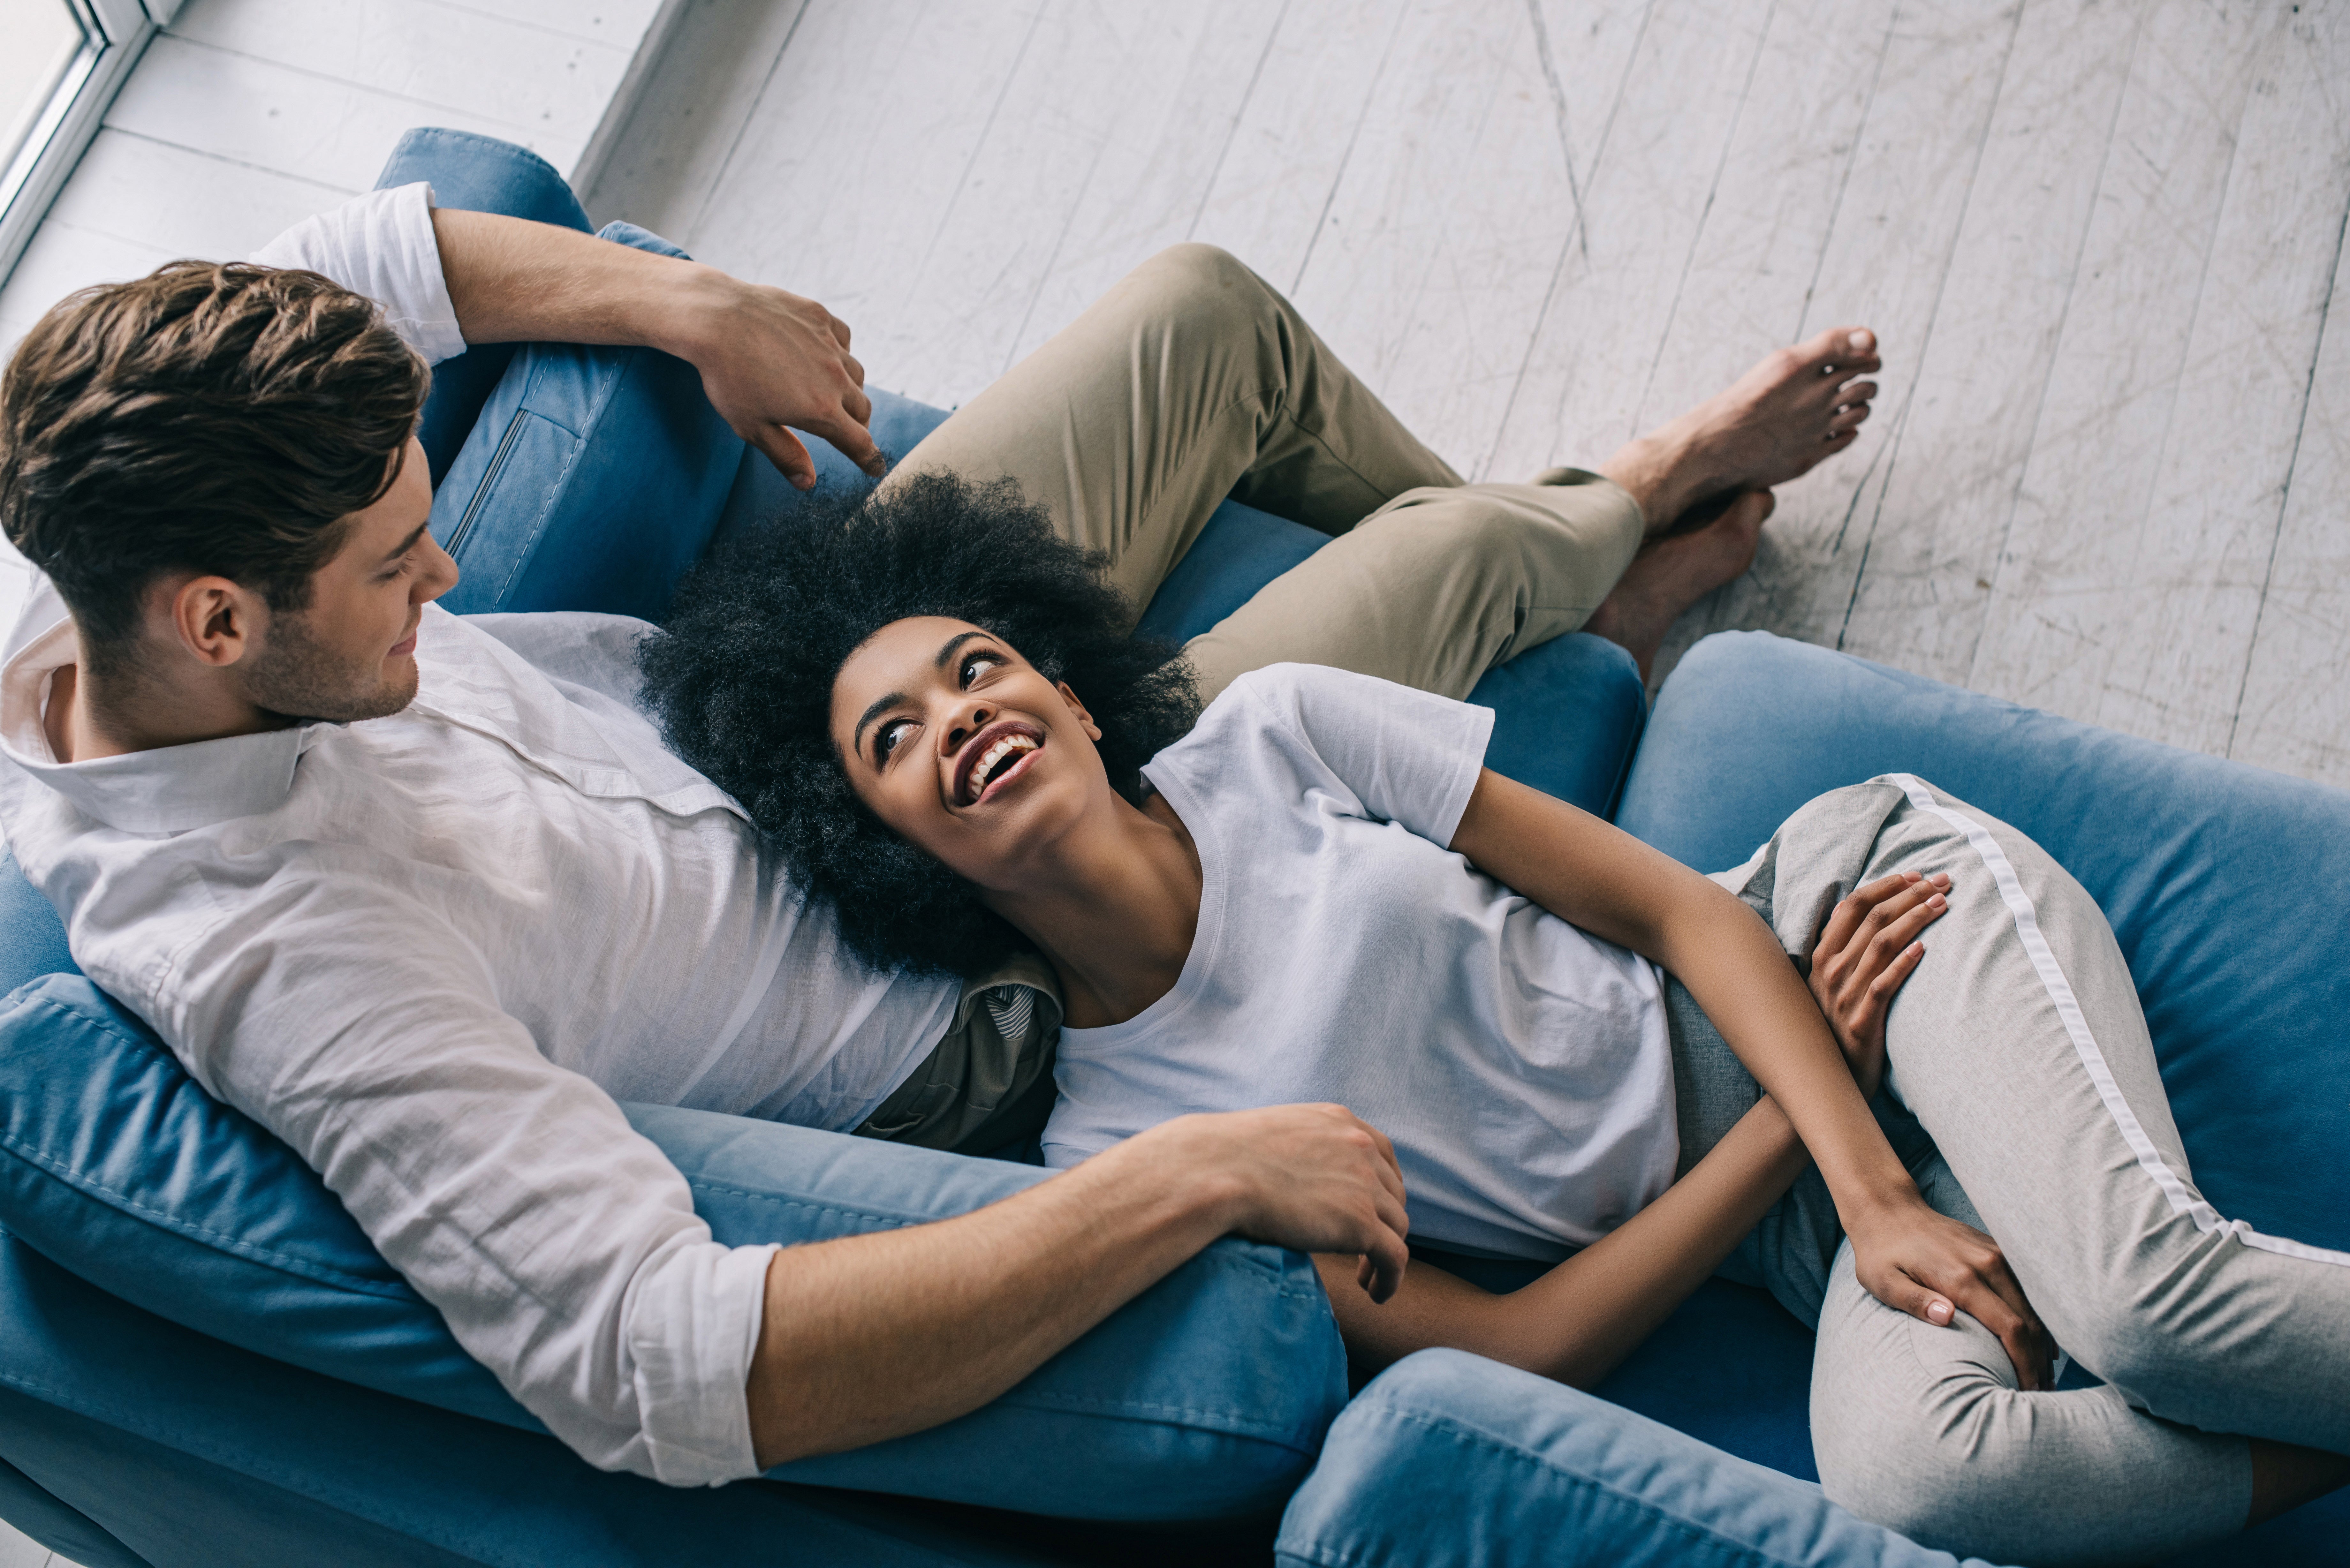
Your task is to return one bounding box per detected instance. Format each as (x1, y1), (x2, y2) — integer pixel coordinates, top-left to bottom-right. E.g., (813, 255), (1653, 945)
(1446, 769), (2051, 1387)
(1318, 1092), (1807, 1384)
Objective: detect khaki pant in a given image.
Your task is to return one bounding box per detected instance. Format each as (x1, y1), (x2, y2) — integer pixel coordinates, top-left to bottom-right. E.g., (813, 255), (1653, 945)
(859, 242), (1646, 1152)
(879, 242), (1645, 704)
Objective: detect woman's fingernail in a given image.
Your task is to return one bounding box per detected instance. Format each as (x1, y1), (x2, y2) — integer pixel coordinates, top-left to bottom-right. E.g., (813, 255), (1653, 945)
(1928, 894), (1945, 910)
(1928, 1300), (1952, 1324)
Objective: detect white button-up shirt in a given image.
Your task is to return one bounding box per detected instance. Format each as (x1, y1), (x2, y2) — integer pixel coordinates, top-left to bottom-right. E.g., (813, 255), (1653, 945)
(0, 185), (958, 1484)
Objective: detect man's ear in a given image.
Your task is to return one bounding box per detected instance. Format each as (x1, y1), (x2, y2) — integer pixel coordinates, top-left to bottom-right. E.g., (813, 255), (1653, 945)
(160, 576), (262, 669)
(1055, 680), (1103, 742)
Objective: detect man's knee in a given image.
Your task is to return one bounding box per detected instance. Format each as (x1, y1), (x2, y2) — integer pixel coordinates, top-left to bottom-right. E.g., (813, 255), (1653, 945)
(1129, 242), (1274, 338)
(1146, 241), (1260, 298)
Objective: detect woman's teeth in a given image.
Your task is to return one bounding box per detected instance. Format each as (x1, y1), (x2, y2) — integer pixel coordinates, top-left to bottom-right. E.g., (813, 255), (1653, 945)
(967, 733), (1038, 801)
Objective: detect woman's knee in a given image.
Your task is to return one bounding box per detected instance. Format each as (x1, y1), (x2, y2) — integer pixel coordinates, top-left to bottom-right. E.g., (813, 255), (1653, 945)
(1814, 1369), (2035, 1552)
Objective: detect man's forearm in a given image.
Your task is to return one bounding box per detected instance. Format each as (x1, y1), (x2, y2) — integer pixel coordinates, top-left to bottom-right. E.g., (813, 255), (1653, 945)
(746, 1132), (1239, 1469)
(745, 1099), (1411, 1469)
(424, 207), (881, 484)
(430, 207), (719, 354)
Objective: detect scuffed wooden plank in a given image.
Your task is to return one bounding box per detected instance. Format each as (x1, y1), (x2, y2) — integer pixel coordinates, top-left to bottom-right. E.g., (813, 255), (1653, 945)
(1658, 0), (2065, 687)
(1185, 0), (1418, 304)
(0, 1512), (57, 1568)
(2225, 19), (2350, 789)
(672, 0), (1042, 401)
(582, 0), (811, 238)
(1278, 1), (1649, 477)
(104, 34), (584, 190)
(1623, 0), (1891, 435)
(992, 0), (1286, 375)
(442, 0), (665, 47)
(855, 1), (1239, 402)
(167, 0), (633, 147)
(1811, 0), (2133, 688)
(1619, 0), (1914, 687)
(1965, 4), (2333, 754)
(1481, 0), (1777, 483)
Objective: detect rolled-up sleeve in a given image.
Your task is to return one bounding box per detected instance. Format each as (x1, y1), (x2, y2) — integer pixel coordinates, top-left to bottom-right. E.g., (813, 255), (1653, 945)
(250, 182), (468, 365)
(151, 875), (774, 1485)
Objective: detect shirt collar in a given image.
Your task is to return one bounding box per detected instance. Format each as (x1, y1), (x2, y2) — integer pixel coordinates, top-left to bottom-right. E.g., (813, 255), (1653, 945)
(0, 604), (330, 835)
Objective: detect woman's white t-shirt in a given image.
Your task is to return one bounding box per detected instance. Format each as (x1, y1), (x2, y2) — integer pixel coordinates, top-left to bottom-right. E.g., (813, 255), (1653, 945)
(1042, 663), (1679, 1260)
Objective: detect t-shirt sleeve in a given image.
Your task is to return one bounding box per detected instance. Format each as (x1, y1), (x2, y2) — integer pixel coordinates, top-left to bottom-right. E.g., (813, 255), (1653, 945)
(144, 878), (774, 1488)
(249, 183), (467, 364)
(1199, 664), (1495, 847)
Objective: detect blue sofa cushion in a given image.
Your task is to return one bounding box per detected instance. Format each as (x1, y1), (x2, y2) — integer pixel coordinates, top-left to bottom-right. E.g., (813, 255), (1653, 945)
(1278, 1349), (2004, 1568)
(427, 222), (746, 621)
(1617, 630), (2350, 1256)
(0, 972), (1341, 1519)
(376, 127), (599, 486)
(0, 1229), (1106, 1567)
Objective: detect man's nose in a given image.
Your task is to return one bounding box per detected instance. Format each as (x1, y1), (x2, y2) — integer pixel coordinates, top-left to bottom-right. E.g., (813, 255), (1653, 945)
(417, 533), (460, 603)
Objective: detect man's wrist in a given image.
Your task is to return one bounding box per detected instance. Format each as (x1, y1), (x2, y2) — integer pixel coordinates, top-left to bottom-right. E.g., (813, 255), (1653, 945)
(640, 261), (748, 362)
(1106, 1115), (1255, 1239)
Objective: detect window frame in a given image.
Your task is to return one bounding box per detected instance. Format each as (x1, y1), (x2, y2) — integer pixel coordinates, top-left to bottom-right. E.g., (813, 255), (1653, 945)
(0, 0), (181, 289)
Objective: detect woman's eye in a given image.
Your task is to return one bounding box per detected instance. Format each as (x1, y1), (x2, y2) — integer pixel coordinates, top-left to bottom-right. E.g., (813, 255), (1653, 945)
(960, 651), (1003, 687)
(876, 720), (912, 761)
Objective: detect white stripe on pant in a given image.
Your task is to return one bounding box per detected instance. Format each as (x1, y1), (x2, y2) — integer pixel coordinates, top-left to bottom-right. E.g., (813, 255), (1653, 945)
(1714, 777), (2350, 1566)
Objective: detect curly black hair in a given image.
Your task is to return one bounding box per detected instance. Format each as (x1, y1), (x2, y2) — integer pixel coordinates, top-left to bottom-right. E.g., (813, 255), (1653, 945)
(640, 470), (1200, 980)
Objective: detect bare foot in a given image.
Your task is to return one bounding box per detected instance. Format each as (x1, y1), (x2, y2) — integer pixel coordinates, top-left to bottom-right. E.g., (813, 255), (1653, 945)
(1598, 327), (1880, 532)
(1585, 489), (1775, 680)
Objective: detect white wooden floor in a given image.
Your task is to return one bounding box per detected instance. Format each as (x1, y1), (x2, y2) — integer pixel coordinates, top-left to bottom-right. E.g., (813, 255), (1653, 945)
(594, 0), (2350, 789)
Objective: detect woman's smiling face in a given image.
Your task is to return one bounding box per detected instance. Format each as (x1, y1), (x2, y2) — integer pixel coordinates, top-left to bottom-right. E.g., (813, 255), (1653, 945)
(830, 615), (1109, 888)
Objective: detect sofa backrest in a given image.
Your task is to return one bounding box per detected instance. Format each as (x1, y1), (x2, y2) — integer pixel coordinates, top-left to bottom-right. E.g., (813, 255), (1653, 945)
(1618, 630), (2350, 1255)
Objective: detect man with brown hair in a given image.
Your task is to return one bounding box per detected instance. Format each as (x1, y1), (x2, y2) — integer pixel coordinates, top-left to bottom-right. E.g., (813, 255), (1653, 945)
(0, 160), (1878, 1485)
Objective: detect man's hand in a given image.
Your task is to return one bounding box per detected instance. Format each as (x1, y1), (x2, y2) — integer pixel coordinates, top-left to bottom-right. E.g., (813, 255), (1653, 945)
(1807, 870), (1948, 1099)
(746, 1100), (1410, 1467)
(1137, 1104), (1411, 1302)
(667, 271), (885, 488)
(1844, 1194), (2057, 1390)
(429, 209), (886, 490)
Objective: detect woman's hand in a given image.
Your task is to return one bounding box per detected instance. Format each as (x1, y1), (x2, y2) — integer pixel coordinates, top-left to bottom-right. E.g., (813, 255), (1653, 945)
(1844, 1195), (2057, 1389)
(1806, 871), (1948, 1099)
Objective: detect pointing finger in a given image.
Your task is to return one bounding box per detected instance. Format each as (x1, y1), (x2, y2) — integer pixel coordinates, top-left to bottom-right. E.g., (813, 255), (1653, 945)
(747, 423), (816, 489)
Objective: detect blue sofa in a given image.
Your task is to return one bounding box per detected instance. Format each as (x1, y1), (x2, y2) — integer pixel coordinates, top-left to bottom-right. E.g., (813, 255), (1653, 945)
(0, 130), (2340, 1566)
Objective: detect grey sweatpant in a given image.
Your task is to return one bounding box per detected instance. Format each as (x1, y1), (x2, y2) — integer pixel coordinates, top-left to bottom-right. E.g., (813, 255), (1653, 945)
(1678, 776), (2350, 1565)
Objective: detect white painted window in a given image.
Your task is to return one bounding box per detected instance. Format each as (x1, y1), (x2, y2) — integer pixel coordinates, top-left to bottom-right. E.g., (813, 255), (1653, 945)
(0, 0), (178, 286)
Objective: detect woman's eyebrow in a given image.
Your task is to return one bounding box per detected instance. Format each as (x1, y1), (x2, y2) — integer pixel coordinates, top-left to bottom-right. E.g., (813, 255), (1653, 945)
(934, 629), (985, 667)
(852, 692), (908, 756)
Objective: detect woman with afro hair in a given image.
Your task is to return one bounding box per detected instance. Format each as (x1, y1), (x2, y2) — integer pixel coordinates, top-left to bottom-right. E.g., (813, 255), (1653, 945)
(642, 472), (2350, 1565)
